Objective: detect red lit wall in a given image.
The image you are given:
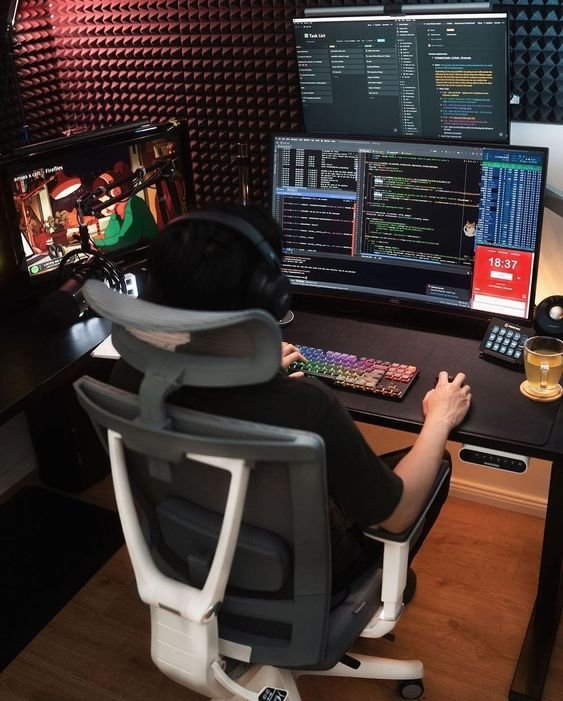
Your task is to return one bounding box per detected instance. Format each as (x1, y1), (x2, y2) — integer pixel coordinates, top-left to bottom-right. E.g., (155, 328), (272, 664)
(5, 0), (305, 205)
(3, 1), (562, 206)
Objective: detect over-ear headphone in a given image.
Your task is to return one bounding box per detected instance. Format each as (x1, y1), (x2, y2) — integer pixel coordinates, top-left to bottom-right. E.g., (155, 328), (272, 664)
(172, 209), (291, 319)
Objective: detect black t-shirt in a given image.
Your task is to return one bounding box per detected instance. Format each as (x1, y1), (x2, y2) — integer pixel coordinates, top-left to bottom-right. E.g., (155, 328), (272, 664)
(110, 360), (404, 588)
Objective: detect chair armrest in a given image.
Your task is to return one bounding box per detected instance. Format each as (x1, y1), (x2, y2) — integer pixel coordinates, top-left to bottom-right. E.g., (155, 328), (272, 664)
(359, 461), (450, 632)
(362, 460), (451, 545)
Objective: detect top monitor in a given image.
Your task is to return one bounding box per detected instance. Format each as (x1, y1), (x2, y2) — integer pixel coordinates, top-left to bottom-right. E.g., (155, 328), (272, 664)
(293, 12), (509, 143)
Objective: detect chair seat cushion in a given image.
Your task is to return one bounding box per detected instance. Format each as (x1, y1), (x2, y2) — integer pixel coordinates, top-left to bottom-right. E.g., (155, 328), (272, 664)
(296, 560), (384, 671)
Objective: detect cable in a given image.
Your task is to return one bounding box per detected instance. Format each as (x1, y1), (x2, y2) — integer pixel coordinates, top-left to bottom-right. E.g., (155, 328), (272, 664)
(57, 248), (126, 293)
(36, 249), (126, 331)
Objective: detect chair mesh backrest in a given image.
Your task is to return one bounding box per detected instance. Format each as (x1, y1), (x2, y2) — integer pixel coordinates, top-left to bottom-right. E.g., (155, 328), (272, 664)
(82, 279), (283, 428)
(77, 281), (334, 668)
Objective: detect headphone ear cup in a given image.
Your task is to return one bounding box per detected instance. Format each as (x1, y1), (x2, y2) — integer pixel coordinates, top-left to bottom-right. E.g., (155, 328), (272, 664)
(271, 273), (292, 320)
(246, 264), (291, 319)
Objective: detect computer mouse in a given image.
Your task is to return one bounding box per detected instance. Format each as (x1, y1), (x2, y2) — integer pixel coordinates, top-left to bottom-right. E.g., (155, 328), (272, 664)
(433, 374), (454, 387)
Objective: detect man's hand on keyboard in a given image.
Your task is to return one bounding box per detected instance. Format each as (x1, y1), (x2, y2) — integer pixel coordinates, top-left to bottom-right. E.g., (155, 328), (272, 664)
(281, 342), (307, 378)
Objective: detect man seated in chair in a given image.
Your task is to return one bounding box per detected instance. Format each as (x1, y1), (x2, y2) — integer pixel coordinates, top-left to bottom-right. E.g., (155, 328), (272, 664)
(110, 203), (471, 598)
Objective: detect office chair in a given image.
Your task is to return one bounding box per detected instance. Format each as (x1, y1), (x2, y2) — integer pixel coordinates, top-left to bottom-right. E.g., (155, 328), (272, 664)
(74, 280), (449, 701)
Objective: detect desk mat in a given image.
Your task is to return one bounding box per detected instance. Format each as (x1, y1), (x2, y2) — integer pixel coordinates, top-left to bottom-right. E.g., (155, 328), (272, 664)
(286, 312), (560, 449)
(0, 486), (124, 670)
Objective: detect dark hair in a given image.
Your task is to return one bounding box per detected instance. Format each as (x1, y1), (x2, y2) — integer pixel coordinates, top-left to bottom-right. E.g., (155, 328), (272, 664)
(146, 203), (283, 311)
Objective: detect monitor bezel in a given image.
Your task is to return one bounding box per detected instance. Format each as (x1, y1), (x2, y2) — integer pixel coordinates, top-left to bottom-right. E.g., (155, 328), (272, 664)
(292, 10), (511, 145)
(270, 131), (549, 329)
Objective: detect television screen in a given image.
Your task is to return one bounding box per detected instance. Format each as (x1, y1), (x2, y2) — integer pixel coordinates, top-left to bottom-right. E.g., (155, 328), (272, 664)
(0, 120), (194, 282)
(293, 12), (509, 143)
(271, 133), (548, 324)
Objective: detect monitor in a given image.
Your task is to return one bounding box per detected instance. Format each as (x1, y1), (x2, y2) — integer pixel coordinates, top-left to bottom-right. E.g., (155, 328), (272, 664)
(0, 120), (194, 286)
(293, 12), (509, 143)
(270, 133), (548, 325)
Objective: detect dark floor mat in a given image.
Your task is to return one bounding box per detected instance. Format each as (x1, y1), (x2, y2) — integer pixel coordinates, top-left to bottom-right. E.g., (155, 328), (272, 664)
(0, 485), (124, 670)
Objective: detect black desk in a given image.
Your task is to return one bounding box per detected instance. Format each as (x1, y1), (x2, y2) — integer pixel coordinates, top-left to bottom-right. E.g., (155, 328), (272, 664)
(0, 311), (111, 425)
(0, 307), (560, 701)
(286, 310), (563, 701)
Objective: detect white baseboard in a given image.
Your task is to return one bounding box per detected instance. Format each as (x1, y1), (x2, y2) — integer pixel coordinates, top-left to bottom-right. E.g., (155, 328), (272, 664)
(451, 477), (547, 518)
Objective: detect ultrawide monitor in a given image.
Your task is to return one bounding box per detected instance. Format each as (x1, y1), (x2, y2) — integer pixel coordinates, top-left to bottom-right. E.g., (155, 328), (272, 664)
(293, 12), (509, 143)
(271, 133), (548, 324)
(0, 120), (194, 283)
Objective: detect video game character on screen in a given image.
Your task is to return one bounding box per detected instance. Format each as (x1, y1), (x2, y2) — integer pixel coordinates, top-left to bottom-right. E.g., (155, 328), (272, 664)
(89, 161), (158, 251)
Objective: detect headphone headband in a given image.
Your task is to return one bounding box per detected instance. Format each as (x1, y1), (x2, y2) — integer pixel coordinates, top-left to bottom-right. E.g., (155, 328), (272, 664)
(165, 208), (290, 319)
(176, 210), (280, 270)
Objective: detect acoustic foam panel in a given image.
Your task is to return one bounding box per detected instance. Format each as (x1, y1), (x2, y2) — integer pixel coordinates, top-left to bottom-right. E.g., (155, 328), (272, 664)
(2, 0), (561, 207)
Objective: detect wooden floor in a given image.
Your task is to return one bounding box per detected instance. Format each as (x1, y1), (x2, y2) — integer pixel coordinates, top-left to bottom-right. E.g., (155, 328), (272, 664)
(0, 479), (561, 701)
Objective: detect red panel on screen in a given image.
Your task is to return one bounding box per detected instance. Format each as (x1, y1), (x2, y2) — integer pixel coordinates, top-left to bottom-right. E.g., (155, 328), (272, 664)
(472, 245), (533, 304)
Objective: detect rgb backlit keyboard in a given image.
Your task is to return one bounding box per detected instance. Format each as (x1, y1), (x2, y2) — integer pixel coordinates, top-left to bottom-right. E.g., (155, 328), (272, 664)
(288, 344), (418, 400)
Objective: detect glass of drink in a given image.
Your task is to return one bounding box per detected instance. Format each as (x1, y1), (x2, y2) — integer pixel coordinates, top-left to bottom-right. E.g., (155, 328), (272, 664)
(521, 336), (563, 401)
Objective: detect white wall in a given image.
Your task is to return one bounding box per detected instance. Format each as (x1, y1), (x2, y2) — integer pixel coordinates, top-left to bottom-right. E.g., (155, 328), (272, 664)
(511, 121), (563, 197)
(536, 207), (563, 303)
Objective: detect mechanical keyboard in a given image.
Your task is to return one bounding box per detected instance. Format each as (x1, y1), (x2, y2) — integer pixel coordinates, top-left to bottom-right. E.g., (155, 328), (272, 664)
(288, 344), (418, 400)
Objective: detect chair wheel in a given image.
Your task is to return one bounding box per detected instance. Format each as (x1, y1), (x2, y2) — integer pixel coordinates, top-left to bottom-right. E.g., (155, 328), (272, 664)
(399, 678), (424, 699)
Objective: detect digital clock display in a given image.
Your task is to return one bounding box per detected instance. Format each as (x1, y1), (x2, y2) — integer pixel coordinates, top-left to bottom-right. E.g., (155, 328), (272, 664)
(488, 257), (518, 270)
(472, 245), (533, 317)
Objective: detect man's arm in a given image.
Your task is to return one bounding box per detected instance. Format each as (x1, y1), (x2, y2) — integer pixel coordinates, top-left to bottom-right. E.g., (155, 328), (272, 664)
(378, 371), (471, 533)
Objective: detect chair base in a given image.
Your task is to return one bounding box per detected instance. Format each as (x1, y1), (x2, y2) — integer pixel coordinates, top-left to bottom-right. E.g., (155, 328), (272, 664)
(211, 664), (300, 700)
(298, 653), (423, 682)
(210, 654), (424, 700)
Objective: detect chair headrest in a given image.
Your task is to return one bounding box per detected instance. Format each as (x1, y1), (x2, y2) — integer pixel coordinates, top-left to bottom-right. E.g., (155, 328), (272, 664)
(82, 280), (282, 427)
